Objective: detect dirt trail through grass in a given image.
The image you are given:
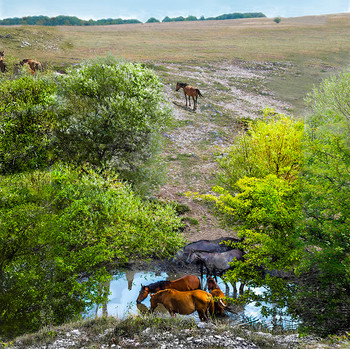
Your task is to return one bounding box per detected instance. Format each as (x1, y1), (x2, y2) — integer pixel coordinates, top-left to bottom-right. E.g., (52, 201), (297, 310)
(154, 60), (294, 242)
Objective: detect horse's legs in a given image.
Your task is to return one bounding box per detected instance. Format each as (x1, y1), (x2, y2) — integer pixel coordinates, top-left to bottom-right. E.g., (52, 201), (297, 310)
(198, 309), (207, 321)
(184, 92), (188, 107)
(213, 269), (218, 282)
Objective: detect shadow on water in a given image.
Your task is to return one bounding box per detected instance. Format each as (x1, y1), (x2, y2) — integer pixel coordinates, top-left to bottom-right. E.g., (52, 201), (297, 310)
(85, 270), (298, 330)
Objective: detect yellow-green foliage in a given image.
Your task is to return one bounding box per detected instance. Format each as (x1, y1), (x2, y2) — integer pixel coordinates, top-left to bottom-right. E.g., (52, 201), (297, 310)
(216, 108), (304, 192)
(188, 110), (304, 318)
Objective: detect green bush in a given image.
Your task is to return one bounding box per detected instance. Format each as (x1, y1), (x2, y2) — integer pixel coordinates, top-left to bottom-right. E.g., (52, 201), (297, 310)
(54, 55), (172, 192)
(189, 112), (304, 317)
(290, 72), (350, 335)
(0, 56), (172, 193)
(0, 75), (57, 174)
(0, 166), (185, 338)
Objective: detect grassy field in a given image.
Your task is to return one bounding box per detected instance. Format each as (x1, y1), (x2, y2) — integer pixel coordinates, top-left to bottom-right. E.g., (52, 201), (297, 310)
(0, 13), (350, 67)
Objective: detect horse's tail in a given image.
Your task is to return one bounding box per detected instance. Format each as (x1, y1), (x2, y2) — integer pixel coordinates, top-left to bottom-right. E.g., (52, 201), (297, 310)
(196, 89), (203, 97)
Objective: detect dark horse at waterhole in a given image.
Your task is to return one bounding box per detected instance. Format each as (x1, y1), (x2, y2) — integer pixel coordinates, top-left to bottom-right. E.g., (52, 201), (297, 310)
(173, 237), (241, 266)
(136, 274), (201, 303)
(176, 82), (203, 110)
(186, 249), (244, 279)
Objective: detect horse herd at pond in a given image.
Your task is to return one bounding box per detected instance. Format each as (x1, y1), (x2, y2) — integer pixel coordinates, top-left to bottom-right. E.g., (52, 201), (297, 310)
(0, 51), (43, 74)
(136, 237), (244, 321)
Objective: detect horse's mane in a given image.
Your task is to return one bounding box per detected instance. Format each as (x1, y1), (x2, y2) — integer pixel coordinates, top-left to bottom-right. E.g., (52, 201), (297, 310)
(146, 280), (171, 293)
(178, 82), (188, 88)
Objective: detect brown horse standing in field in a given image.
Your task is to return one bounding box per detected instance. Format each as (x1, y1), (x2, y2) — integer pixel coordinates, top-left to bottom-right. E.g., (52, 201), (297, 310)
(136, 274), (200, 303)
(0, 51), (6, 73)
(176, 82), (203, 110)
(150, 289), (214, 321)
(207, 277), (226, 316)
(20, 58), (43, 73)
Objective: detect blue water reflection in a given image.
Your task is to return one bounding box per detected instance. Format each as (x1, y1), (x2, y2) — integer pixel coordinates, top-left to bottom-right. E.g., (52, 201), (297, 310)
(86, 270), (297, 329)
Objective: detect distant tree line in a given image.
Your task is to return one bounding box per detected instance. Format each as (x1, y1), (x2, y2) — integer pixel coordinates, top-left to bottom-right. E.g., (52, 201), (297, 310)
(0, 15), (142, 26)
(0, 12), (266, 26)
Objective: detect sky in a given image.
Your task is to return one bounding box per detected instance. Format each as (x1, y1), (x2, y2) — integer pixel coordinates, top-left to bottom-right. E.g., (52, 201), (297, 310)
(0, 0), (349, 22)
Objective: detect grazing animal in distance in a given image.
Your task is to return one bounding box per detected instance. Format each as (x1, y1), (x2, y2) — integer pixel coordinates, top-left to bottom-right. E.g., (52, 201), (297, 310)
(207, 276), (226, 315)
(176, 82), (203, 110)
(0, 51), (6, 73)
(136, 274), (200, 303)
(150, 289), (214, 321)
(20, 58), (43, 73)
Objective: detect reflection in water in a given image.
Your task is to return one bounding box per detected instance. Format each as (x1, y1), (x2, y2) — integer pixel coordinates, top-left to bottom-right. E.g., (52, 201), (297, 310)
(87, 270), (297, 329)
(95, 279), (110, 318)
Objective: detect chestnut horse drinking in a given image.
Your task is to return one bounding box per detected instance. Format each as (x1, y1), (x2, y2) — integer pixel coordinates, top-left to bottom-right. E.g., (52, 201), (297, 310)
(207, 277), (226, 315)
(136, 274), (200, 303)
(150, 289), (214, 321)
(176, 82), (203, 110)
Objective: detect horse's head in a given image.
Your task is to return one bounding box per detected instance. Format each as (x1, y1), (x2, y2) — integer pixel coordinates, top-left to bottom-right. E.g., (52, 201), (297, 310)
(185, 249), (198, 264)
(136, 284), (150, 304)
(207, 276), (218, 291)
(176, 82), (187, 91)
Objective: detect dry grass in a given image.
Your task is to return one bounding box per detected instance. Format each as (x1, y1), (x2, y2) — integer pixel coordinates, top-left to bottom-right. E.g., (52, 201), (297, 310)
(1, 13), (350, 68)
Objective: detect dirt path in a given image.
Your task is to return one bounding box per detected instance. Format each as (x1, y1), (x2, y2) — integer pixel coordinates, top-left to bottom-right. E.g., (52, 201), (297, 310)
(154, 60), (293, 242)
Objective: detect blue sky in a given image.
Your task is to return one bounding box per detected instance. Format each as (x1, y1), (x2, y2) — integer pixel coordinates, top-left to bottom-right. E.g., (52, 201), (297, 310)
(0, 0), (349, 21)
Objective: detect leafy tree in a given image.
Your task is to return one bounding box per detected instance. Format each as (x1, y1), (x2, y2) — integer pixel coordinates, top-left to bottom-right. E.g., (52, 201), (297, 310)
(54, 56), (172, 192)
(185, 16), (198, 21)
(189, 111), (304, 316)
(173, 16), (185, 22)
(289, 72), (350, 335)
(216, 109), (303, 192)
(146, 17), (160, 23)
(0, 166), (185, 338)
(0, 75), (57, 174)
(162, 16), (172, 22)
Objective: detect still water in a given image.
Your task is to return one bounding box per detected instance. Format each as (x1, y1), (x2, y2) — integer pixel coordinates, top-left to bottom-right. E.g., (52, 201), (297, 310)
(86, 270), (297, 329)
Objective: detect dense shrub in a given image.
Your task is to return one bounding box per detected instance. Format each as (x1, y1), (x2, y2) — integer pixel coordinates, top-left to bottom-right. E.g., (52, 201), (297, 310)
(290, 72), (350, 335)
(191, 111), (304, 317)
(54, 56), (172, 193)
(0, 75), (57, 173)
(0, 166), (185, 338)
